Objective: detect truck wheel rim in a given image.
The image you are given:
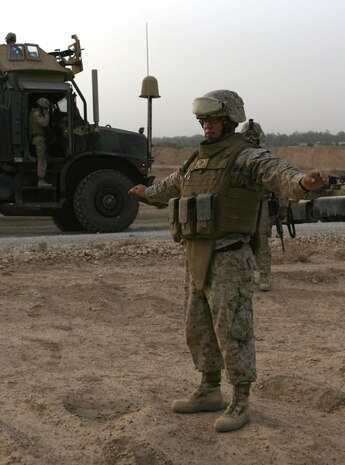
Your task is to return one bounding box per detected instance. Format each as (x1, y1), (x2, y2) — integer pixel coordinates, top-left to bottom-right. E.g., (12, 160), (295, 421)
(95, 188), (123, 217)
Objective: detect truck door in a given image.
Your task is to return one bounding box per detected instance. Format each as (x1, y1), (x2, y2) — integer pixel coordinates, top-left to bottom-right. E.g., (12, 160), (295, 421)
(0, 104), (12, 161)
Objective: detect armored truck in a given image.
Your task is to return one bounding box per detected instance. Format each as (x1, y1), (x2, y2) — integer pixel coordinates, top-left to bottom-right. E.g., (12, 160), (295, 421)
(0, 35), (154, 232)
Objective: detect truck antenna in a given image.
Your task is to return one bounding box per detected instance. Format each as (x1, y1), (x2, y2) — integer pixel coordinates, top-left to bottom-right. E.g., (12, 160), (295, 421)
(140, 23), (160, 156)
(146, 22), (150, 76)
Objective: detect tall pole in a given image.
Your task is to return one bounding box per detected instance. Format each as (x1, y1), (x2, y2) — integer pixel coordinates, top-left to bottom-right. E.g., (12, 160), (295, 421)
(140, 23), (160, 158)
(147, 96), (153, 155)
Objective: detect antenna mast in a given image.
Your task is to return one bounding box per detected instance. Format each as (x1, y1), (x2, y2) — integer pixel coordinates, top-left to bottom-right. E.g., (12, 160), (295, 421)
(146, 22), (150, 76)
(140, 23), (160, 157)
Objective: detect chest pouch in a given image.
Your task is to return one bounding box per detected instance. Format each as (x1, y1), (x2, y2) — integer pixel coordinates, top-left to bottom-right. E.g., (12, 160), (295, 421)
(168, 197), (182, 243)
(179, 197), (196, 237)
(196, 193), (217, 235)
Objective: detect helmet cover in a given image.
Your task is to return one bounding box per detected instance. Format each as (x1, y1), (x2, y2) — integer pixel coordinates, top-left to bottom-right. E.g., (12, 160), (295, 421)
(36, 97), (50, 109)
(192, 89), (246, 123)
(5, 32), (16, 42)
(241, 119), (266, 146)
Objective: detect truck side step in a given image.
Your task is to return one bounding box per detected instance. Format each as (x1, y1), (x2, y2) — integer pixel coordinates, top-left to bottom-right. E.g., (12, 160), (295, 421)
(0, 202), (60, 216)
(20, 186), (57, 203)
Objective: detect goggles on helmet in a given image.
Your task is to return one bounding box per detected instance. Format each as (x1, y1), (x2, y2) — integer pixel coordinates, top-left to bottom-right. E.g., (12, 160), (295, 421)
(192, 97), (227, 117)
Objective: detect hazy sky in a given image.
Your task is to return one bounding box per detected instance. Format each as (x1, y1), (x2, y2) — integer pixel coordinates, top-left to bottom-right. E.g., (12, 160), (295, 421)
(4, 0), (345, 137)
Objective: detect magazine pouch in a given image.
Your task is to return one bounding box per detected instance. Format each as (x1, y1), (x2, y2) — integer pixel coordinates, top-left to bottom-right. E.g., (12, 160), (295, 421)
(168, 197), (182, 243)
(179, 197), (196, 237)
(196, 193), (217, 235)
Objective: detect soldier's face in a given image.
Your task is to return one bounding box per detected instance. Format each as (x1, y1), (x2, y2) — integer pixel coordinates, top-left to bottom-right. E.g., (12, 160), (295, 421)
(200, 117), (223, 142)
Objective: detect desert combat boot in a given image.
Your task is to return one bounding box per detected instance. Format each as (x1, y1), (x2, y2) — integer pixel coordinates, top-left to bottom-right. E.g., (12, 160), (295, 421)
(172, 372), (225, 414)
(214, 381), (251, 432)
(259, 273), (271, 291)
(37, 177), (52, 188)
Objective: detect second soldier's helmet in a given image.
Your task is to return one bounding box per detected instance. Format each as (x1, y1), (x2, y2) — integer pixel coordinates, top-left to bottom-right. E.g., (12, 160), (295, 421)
(36, 97), (50, 109)
(5, 32), (16, 43)
(192, 89), (246, 123)
(241, 119), (266, 146)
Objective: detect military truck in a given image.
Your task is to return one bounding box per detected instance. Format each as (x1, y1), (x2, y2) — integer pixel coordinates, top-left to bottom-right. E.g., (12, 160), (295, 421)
(0, 35), (154, 232)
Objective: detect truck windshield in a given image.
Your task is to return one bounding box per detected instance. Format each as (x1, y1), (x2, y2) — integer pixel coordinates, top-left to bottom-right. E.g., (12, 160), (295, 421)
(27, 44), (40, 60)
(8, 44), (24, 60)
(8, 43), (40, 61)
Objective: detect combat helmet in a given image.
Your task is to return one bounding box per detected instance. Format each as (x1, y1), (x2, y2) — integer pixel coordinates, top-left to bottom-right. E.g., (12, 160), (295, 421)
(5, 32), (16, 43)
(192, 89), (246, 123)
(36, 97), (50, 109)
(241, 119), (266, 146)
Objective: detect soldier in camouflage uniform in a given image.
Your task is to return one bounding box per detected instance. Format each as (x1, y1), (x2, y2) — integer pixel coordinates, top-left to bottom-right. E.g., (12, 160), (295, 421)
(29, 97), (52, 187)
(241, 120), (272, 291)
(129, 90), (328, 432)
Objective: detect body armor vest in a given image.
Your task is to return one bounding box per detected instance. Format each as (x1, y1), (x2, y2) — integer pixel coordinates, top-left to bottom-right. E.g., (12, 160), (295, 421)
(169, 134), (261, 241)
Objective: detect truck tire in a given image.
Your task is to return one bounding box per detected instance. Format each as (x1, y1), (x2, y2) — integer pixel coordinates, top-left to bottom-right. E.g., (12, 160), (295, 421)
(73, 169), (139, 233)
(52, 207), (85, 232)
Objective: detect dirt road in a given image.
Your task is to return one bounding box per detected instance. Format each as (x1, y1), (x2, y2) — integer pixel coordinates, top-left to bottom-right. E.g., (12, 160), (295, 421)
(0, 230), (345, 465)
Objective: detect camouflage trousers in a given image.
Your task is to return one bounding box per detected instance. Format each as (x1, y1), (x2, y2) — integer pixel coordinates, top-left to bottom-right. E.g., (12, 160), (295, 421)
(255, 233), (272, 274)
(256, 199), (272, 274)
(184, 243), (257, 386)
(32, 135), (47, 179)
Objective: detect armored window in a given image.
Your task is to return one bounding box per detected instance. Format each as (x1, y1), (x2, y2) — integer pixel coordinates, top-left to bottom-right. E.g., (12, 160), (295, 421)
(56, 96), (67, 113)
(26, 44), (40, 60)
(8, 44), (24, 60)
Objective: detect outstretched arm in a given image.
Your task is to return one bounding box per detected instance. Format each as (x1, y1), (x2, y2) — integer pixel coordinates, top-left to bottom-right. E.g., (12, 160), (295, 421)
(129, 171), (182, 204)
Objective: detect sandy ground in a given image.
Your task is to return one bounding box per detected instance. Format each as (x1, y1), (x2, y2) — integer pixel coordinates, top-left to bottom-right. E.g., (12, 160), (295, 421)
(0, 230), (345, 465)
(1, 144), (345, 464)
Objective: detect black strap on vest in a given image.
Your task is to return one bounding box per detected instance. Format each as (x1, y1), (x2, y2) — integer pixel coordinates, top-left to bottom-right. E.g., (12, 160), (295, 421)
(179, 149), (199, 176)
